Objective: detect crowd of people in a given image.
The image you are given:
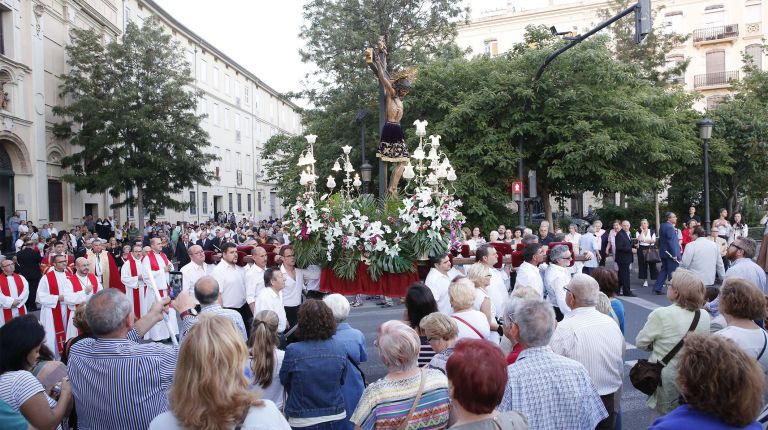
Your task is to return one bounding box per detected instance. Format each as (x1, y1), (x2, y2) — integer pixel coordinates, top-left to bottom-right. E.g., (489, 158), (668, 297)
(0, 207), (767, 429)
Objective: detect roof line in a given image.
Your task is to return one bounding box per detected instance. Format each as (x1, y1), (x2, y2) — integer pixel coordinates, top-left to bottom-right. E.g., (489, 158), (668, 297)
(141, 0), (300, 110)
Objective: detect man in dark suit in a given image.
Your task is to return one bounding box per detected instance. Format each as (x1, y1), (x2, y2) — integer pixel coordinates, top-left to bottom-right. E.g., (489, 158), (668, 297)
(614, 220), (635, 297)
(654, 212), (681, 295)
(16, 241), (42, 310)
(175, 234), (192, 268)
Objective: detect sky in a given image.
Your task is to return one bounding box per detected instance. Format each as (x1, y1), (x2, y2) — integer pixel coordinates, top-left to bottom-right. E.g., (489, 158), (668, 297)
(152, 0), (508, 96)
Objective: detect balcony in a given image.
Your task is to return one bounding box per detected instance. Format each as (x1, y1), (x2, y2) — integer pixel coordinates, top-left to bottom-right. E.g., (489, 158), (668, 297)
(693, 24), (739, 45)
(694, 71), (739, 89)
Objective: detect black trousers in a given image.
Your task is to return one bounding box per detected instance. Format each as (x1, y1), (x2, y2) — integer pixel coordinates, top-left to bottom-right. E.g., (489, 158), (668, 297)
(596, 392), (617, 430)
(637, 247), (659, 280)
(617, 261), (632, 295)
(285, 305), (300, 329)
(227, 304), (254, 340)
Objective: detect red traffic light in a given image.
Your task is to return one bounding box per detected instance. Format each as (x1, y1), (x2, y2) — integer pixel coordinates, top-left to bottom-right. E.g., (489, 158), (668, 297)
(513, 181), (522, 193)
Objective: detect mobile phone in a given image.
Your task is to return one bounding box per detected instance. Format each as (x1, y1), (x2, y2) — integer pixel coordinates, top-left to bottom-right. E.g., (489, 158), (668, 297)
(169, 271), (183, 300)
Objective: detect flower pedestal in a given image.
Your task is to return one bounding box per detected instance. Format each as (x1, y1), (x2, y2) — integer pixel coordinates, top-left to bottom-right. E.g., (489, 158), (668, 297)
(319, 262), (420, 298)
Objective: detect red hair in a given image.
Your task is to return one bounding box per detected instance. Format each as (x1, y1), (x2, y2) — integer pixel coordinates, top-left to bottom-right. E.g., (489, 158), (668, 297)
(446, 339), (508, 414)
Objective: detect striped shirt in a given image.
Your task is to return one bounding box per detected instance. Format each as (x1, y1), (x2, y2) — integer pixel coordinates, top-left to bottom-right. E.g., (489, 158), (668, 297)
(67, 329), (178, 430)
(549, 307), (625, 395)
(418, 336), (436, 367)
(0, 370), (59, 429)
(351, 368), (450, 430)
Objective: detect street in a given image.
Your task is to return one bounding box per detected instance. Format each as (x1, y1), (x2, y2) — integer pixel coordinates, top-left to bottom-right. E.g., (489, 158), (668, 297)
(346, 263), (673, 430)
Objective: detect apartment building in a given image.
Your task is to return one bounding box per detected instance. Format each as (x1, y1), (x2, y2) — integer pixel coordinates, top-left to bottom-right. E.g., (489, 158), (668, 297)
(0, 0), (300, 231)
(457, 0), (762, 215)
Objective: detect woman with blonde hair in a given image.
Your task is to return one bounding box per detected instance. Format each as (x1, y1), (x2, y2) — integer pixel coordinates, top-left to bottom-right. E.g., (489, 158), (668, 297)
(449, 278), (491, 341)
(649, 334), (763, 429)
(149, 315), (289, 430)
(466, 263), (500, 343)
(246, 310), (285, 410)
(419, 312), (459, 374)
(636, 268), (710, 414)
(714, 278), (768, 371)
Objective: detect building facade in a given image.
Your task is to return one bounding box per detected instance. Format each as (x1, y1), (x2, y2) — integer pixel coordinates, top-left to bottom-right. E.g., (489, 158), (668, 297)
(458, 0), (763, 215)
(0, 0), (300, 233)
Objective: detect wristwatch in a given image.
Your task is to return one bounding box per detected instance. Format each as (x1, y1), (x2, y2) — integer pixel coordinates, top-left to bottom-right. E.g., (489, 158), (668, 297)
(180, 308), (198, 319)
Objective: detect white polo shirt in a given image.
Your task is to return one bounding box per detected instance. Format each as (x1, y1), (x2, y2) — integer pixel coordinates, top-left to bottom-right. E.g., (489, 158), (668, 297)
(210, 261), (246, 309)
(254, 287), (288, 332)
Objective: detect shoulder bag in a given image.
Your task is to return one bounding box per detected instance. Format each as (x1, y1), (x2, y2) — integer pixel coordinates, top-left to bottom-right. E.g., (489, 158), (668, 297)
(630, 309), (700, 396)
(397, 368), (426, 430)
(452, 315), (485, 339)
(643, 246), (661, 264)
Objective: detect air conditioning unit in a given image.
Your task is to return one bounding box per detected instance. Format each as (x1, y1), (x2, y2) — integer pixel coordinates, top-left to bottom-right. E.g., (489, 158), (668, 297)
(725, 24), (737, 34)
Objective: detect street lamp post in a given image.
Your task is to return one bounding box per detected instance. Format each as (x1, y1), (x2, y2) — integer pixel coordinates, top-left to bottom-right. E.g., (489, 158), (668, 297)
(360, 162), (373, 194)
(356, 109), (371, 194)
(698, 117), (713, 234)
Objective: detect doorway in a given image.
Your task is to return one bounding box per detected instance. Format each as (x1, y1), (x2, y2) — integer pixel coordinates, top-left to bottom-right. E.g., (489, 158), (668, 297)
(213, 195), (223, 219)
(0, 145), (14, 253)
(85, 203), (99, 218)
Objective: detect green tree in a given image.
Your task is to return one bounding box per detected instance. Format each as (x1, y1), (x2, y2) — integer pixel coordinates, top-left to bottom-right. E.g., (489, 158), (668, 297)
(53, 19), (216, 228)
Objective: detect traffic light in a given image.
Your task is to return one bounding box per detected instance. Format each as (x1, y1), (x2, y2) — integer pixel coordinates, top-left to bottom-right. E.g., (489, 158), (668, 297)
(512, 181), (523, 201)
(635, 0), (652, 44)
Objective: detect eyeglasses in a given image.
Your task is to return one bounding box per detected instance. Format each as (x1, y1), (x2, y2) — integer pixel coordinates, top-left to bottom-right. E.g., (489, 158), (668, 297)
(729, 243), (743, 251)
(283, 254), (295, 258)
(563, 286), (573, 295)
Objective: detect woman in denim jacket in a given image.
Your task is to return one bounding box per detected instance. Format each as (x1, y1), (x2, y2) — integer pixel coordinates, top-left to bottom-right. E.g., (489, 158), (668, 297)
(280, 299), (348, 430)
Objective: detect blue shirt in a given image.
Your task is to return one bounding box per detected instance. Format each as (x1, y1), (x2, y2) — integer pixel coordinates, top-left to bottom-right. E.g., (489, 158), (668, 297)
(649, 404), (761, 430)
(725, 258), (767, 293)
(610, 298), (625, 334)
(499, 346), (607, 430)
(333, 322), (368, 430)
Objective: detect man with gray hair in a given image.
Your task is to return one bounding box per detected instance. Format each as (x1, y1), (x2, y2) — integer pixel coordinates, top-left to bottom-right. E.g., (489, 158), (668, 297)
(499, 298), (607, 429)
(707, 236), (767, 317)
(578, 226), (600, 275)
(544, 244), (573, 321)
(67, 288), (197, 430)
(180, 276), (247, 342)
(550, 274), (624, 429)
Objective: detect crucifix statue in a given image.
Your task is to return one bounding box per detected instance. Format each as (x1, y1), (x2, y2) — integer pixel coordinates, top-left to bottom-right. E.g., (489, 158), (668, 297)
(366, 37), (415, 195)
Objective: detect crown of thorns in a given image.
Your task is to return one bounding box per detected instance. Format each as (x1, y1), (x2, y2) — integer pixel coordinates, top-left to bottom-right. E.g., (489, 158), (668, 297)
(391, 67), (417, 85)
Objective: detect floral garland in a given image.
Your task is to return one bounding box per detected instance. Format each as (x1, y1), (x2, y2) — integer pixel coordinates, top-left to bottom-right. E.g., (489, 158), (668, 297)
(284, 189), (465, 280)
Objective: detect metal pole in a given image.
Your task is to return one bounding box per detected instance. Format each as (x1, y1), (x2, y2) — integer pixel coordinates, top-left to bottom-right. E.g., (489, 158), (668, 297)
(518, 2), (641, 228)
(703, 138), (711, 234)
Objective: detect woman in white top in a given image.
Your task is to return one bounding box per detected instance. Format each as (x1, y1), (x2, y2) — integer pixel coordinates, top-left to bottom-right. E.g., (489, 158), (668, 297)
(466, 263), (500, 343)
(247, 310), (285, 410)
(0, 315), (72, 430)
(732, 212), (749, 240)
(449, 277), (491, 341)
(714, 278), (768, 372)
(635, 218), (658, 287)
(469, 227), (486, 249)
(564, 224), (582, 274)
(712, 208), (734, 243)
(150, 314), (289, 430)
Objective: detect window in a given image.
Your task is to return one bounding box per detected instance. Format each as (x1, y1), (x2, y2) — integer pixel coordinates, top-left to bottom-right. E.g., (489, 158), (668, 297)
(213, 103), (219, 125)
(202, 192), (208, 214)
(244, 87), (250, 105)
(226, 149), (232, 171)
(244, 117), (250, 136)
(706, 94), (728, 110)
(185, 49), (194, 75)
(257, 191), (263, 212)
(745, 2), (762, 23)
(235, 113), (240, 132)
(247, 194), (252, 212)
(706, 50), (725, 75)
(228, 193), (233, 212)
(199, 59), (207, 82)
(48, 180), (63, 221)
(127, 189), (135, 218)
(189, 190), (197, 215)
(199, 98), (208, 119)
(665, 55), (685, 83)
(224, 74), (230, 95)
(704, 4), (725, 26)
(746, 44), (763, 69)
(224, 108), (230, 129)
(213, 67), (220, 89)
(235, 81), (240, 101)
(663, 11), (684, 34)
(237, 193), (242, 212)
(483, 39), (498, 57)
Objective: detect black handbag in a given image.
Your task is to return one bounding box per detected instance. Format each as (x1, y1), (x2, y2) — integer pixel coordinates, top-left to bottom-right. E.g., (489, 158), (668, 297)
(643, 246), (661, 264)
(630, 310), (700, 395)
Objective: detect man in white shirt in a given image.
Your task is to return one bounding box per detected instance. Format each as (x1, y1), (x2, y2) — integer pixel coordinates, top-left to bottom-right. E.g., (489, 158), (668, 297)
(179, 245), (211, 303)
(549, 274), (624, 429)
(424, 254), (459, 315)
(476, 245), (508, 320)
(37, 255), (88, 356)
(544, 244), (573, 321)
(514, 243), (547, 297)
(210, 242), (252, 337)
(0, 259), (29, 327)
(245, 246), (268, 313)
(121, 244), (148, 320)
(279, 245), (302, 328)
(180, 276), (247, 342)
(254, 267), (288, 332)
(681, 226), (725, 286)
(87, 239), (111, 290)
(141, 237), (178, 341)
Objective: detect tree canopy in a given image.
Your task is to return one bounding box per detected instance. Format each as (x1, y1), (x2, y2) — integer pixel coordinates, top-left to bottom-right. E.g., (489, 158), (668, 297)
(54, 18), (217, 228)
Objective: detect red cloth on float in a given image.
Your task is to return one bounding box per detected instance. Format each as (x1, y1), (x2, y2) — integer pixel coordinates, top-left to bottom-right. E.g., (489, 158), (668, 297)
(107, 252), (126, 294)
(319, 263), (420, 297)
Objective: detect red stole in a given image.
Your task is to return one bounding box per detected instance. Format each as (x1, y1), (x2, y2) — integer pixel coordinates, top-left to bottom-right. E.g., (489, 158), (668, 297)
(45, 271), (70, 354)
(68, 273), (99, 294)
(127, 258), (143, 319)
(146, 252), (169, 271)
(0, 274), (25, 322)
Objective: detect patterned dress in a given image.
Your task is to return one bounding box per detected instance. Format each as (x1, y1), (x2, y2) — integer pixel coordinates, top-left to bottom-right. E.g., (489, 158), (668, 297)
(351, 368), (450, 430)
